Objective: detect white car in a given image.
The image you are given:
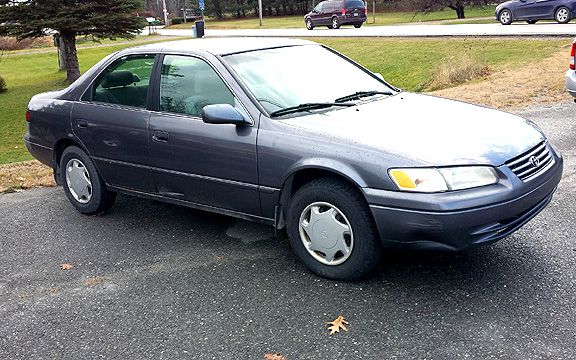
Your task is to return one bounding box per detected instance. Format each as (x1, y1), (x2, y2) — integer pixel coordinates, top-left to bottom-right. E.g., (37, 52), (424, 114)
(567, 38), (576, 99)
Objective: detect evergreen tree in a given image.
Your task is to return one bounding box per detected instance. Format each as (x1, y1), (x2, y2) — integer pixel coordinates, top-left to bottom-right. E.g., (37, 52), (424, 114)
(0, 0), (146, 82)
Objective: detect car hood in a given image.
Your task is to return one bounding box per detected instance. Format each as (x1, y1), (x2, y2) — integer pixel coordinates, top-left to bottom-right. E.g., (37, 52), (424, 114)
(278, 92), (544, 166)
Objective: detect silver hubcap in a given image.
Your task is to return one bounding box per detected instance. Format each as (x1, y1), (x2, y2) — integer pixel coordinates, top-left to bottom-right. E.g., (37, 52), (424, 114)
(307, 19), (312, 28)
(500, 11), (511, 23)
(298, 202), (353, 266)
(66, 159), (92, 204)
(332, 18), (338, 28)
(557, 9), (568, 22)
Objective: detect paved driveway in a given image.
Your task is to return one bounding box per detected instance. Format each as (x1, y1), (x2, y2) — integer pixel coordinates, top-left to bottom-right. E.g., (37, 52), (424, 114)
(1, 101), (575, 359)
(156, 22), (576, 38)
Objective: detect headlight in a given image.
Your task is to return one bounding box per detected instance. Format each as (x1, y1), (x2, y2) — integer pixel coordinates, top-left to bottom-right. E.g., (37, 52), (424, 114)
(389, 166), (498, 193)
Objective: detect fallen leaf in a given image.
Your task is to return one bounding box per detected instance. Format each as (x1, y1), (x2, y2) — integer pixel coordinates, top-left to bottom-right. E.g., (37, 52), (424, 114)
(264, 353), (287, 360)
(327, 315), (349, 336)
(59, 263), (74, 270)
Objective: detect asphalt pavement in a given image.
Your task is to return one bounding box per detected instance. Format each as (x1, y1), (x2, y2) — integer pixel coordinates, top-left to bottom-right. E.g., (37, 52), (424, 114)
(1, 101), (575, 359)
(155, 22), (576, 38)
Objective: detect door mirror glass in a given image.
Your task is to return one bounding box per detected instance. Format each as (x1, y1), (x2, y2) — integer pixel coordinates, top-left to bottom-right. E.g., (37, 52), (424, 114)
(202, 104), (251, 126)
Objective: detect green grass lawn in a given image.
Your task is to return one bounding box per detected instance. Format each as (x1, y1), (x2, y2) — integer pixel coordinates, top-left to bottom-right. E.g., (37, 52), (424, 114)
(0, 36), (569, 164)
(170, 6), (496, 29)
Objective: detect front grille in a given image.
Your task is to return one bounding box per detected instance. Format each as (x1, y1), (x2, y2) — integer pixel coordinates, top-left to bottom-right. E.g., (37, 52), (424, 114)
(505, 141), (554, 181)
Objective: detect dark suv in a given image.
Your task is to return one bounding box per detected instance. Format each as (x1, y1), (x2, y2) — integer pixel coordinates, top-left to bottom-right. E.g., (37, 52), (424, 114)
(305, 0), (367, 30)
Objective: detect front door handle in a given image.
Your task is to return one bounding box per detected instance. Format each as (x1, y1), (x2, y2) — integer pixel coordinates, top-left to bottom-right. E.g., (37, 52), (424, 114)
(75, 119), (89, 129)
(152, 130), (170, 143)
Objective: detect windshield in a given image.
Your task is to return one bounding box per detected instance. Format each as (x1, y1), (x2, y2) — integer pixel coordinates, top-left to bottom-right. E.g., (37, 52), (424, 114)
(223, 45), (395, 115)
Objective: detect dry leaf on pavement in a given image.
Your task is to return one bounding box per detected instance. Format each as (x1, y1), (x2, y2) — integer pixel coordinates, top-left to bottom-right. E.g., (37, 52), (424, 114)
(264, 353), (287, 360)
(59, 263), (74, 270)
(327, 315), (349, 336)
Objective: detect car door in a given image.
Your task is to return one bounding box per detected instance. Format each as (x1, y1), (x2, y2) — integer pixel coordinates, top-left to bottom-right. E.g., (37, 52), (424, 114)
(73, 54), (156, 192)
(530, 0), (558, 18)
(148, 54), (260, 215)
(311, 2), (325, 25)
(515, 0), (538, 19)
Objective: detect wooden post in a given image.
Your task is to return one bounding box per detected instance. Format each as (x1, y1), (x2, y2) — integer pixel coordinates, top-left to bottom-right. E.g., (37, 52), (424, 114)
(258, 0), (263, 27)
(372, 0), (376, 24)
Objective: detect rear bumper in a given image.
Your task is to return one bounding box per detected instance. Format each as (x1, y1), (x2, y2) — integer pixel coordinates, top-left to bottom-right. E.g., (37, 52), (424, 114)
(24, 136), (53, 168)
(364, 151), (563, 251)
(566, 69), (576, 98)
(341, 14), (367, 24)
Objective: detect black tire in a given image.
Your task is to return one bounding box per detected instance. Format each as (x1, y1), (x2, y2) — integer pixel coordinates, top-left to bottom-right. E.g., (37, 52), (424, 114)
(305, 18), (314, 30)
(499, 9), (513, 25)
(354, 23), (362, 28)
(555, 6), (571, 24)
(60, 146), (116, 215)
(331, 16), (340, 29)
(526, 20), (538, 24)
(286, 177), (383, 280)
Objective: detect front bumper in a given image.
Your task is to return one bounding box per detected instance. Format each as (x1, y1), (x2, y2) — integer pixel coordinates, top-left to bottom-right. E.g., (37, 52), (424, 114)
(363, 150), (563, 251)
(566, 69), (576, 98)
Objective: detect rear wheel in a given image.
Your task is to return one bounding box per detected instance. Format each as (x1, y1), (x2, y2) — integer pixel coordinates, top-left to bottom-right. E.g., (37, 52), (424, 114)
(555, 6), (571, 24)
(332, 16), (340, 29)
(286, 178), (383, 280)
(354, 23), (362, 28)
(306, 18), (314, 30)
(499, 9), (512, 25)
(526, 20), (538, 24)
(61, 146), (116, 215)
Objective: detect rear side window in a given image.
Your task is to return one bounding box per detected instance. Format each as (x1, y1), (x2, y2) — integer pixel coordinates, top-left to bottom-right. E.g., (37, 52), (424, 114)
(91, 54), (155, 108)
(160, 55), (234, 117)
(345, 0), (365, 8)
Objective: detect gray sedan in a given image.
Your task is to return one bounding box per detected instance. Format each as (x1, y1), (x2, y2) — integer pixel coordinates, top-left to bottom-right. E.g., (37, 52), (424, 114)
(25, 38), (563, 280)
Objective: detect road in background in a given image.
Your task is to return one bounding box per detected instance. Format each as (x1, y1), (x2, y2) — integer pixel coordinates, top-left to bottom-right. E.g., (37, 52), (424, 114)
(153, 22), (576, 37)
(1, 101), (575, 359)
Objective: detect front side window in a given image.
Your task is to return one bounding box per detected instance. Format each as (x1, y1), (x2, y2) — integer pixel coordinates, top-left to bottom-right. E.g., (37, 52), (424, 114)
(160, 55), (234, 117)
(313, 2), (324, 12)
(92, 55), (155, 108)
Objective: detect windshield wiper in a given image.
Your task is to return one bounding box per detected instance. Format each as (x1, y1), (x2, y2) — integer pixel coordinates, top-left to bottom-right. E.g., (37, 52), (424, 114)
(269, 102), (354, 118)
(335, 90), (393, 103)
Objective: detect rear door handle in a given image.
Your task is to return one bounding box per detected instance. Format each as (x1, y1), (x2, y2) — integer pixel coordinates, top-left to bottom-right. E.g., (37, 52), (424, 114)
(75, 119), (89, 129)
(152, 130), (170, 143)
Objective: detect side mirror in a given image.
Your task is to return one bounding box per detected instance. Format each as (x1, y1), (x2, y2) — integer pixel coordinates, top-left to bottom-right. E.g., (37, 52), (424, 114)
(373, 73), (384, 81)
(312, 9), (318, 13)
(202, 104), (251, 126)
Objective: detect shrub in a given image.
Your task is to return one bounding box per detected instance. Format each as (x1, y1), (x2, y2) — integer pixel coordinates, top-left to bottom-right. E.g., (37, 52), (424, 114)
(0, 36), (52, 51)
(427, 54), (491, 91)
(171, 17), (185, 25)
(0, 75), (7, 93)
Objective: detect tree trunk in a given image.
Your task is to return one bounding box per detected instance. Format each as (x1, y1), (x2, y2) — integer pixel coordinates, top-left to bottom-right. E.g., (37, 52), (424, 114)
(60, 30), (80, 83)
(450, 4), (465, 19)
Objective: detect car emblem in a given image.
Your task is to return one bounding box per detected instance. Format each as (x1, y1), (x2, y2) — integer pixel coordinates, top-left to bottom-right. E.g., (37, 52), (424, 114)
(529, 156), (540, 168)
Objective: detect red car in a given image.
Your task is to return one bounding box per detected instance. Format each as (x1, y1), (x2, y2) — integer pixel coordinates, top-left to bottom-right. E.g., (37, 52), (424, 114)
(305, 0), (367, 30)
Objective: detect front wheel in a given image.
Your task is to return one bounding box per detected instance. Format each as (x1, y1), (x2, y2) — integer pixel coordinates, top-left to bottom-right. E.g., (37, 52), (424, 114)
(305, 18), (314, 30)
(354, 23), (362, 28)
(61, 146), (116, 215)
(331, 17), (340, 29)
(555, 6), (571, 24)
(499, 9), (513, 25)
(286, 178), (383, 280)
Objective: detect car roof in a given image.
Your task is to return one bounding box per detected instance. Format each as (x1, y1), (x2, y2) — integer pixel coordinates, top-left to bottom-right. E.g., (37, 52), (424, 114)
(129, 38), (316, 56)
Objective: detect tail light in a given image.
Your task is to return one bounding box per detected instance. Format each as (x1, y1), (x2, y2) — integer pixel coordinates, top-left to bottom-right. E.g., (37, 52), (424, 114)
(341, 8), (346, 15)
(570, 41), (575, 70)
(26, 110), (31, 122)
(365, 7), (368, 15)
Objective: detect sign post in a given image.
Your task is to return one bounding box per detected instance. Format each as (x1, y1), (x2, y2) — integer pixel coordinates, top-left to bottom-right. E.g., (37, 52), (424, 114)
(199, 0), (205, 21)
(258, 0), (263, 27)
